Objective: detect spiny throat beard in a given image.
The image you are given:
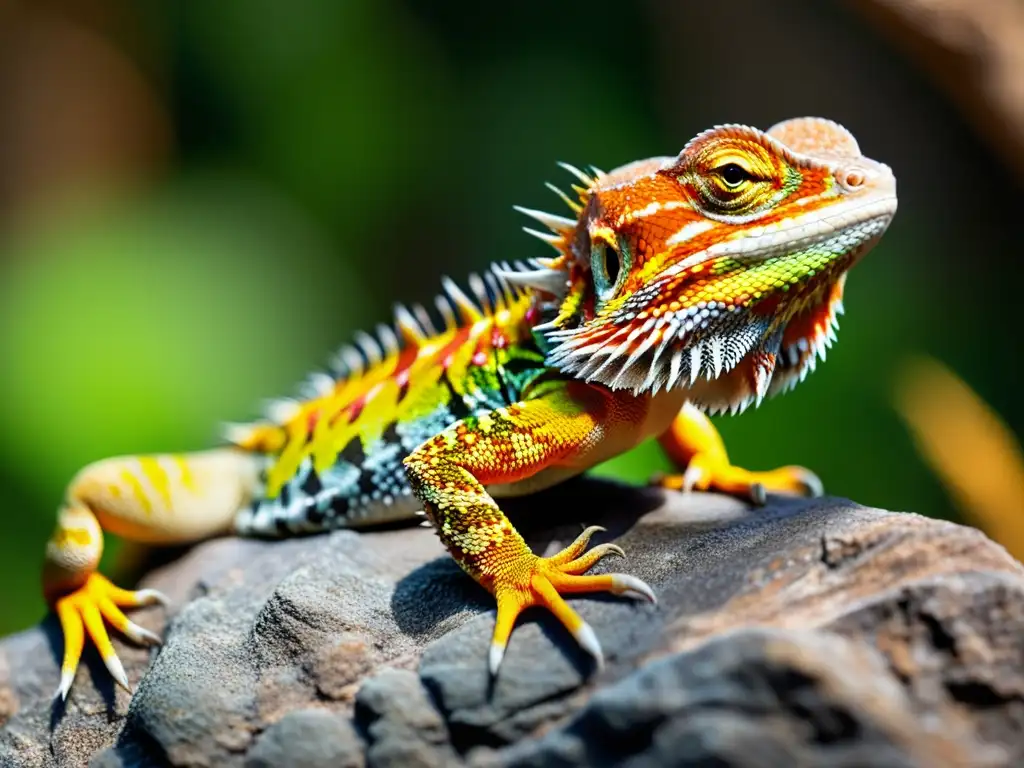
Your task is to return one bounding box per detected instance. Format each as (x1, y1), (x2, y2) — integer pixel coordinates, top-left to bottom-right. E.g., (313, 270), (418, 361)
(542, 260), (855, 414)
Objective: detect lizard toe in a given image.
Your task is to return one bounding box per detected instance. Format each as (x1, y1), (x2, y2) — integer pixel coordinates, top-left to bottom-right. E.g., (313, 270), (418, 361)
(487, 535), (656, 676)
(656, 453), (823, 504)
(52, 573), (165, 699)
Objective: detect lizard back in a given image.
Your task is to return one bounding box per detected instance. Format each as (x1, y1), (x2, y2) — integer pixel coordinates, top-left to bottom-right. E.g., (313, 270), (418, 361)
(230, 263), (549, 536)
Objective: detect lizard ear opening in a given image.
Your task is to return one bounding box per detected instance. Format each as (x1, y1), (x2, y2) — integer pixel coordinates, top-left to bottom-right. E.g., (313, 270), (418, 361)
(590, 237), (630, 306)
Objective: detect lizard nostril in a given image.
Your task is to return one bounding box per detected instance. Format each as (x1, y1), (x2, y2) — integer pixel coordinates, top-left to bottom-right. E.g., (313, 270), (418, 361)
(837, 167), (866, 191)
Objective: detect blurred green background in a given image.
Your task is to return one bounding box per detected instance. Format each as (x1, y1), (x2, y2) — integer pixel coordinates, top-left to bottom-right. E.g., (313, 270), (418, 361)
(0, 0), (1020, 635)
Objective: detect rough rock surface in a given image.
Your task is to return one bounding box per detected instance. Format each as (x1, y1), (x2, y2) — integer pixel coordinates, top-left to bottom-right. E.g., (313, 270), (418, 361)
(1, 480), (1022, 767)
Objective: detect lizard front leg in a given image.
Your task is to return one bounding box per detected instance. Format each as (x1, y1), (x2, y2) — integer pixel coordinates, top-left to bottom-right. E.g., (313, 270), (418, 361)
(44, 448), (261, 699)
(403, 381), (655, 674)
(656, 402), (823, 504)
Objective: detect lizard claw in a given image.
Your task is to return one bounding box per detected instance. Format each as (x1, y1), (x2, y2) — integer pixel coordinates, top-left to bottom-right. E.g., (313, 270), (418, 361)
(607, 573), (657, 602)
(750, 482), (767, 506)
(571, 621), (604, 671)
(488, 641), (506, 675)
(53, 573), (166, 700)
(488, 530), (655, 676)
(656, 453), (822, 505)
(681, 462), (706, 494)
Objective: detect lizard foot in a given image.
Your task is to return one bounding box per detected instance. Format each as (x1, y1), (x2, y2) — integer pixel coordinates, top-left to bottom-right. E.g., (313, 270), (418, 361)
(53, 573), (167, 700)
(655, 454), (823, 505)
(488, 525), (655, 674)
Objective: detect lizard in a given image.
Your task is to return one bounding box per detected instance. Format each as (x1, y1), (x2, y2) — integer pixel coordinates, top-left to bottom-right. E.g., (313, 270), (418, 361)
(40, 117), (897, 700)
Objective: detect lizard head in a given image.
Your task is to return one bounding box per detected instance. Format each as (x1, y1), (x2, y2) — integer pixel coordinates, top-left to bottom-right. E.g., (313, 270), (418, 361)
(509, 117), (897, 412)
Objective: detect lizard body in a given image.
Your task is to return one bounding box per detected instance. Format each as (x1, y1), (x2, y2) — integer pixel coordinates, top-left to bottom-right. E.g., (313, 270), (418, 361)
(40, 117), (897, 699)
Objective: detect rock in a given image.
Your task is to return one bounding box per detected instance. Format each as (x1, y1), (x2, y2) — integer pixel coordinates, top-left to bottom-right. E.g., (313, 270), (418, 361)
(1, 480), (1022, 767)
(243, 709), (363, 768)
(354, 668), (456, 768)
(476, 629), (976, 768)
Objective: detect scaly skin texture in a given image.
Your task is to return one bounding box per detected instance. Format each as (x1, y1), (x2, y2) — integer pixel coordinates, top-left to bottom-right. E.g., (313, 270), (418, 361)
(39, 117), (897, 699)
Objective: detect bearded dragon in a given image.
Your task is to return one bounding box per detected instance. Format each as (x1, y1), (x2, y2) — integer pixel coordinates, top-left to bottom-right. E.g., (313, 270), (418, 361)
(41, 117), (897, 699)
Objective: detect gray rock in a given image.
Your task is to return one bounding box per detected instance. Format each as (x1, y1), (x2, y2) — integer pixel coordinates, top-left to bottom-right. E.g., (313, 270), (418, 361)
(244, 709), (363, 768)
(1, 480), (1022, 767)
(474, 629), (976, 768)
(355, 668), (457, 768)
(122, 529), (453, 767)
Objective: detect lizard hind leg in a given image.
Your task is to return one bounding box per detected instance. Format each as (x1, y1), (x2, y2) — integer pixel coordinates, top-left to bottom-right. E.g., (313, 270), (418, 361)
(656, 402), (823, 504)
(44, 505), (166, 700)
(43, 448), (260, 699)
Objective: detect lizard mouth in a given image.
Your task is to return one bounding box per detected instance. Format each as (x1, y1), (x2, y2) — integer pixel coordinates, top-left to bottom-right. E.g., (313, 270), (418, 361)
(542, 193), (897, 399)
(657, 194), (897, 278)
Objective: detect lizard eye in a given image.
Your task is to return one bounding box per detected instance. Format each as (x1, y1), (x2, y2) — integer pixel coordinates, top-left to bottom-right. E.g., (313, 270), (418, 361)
(686, 155), (769, 215)
(718, 162), (751, 188)
(591, 237), (630, 305)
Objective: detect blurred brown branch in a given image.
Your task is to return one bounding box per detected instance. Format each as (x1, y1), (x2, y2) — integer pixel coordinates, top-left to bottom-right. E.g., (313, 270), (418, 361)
(849, 0), (1024, 181)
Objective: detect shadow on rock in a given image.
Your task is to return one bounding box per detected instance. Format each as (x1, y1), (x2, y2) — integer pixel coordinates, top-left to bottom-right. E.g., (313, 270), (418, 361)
(390, 478), (664, 639)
